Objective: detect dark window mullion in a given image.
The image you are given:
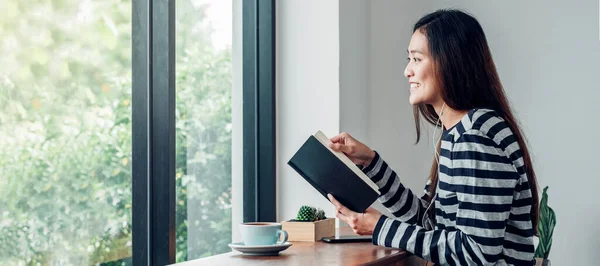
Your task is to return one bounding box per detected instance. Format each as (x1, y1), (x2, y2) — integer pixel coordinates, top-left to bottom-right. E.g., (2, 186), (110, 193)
(242, 0), (258, 223)
(256, 0), (276, 222)
(133, 0), (176, 265)
(150, 0), (176, 265)
(132, 0), (150, 264)
(243, 0), (276, 223)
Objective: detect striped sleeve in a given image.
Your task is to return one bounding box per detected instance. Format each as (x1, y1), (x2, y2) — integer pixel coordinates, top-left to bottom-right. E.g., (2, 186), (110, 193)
(362, 152), (429, 225)
(371, 130), (523, 265)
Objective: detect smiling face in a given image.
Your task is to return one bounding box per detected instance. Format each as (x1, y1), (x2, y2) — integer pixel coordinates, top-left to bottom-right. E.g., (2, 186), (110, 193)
(404, 30), (443, 107)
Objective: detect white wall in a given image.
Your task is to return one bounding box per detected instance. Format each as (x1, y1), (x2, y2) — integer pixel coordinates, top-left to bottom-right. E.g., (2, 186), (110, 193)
(338, 0), (386, 224)
(369, 1), (436, 208)
(368, 0), (600, 265)
(339, 0), (370, 143)
(277, 0), (340, 222)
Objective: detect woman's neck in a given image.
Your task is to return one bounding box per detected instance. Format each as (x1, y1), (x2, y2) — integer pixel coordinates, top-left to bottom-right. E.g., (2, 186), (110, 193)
(434, 103), (468, 130)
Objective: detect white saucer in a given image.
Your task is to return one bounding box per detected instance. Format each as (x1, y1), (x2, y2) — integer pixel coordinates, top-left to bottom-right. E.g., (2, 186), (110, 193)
(228, 242), (292, 255)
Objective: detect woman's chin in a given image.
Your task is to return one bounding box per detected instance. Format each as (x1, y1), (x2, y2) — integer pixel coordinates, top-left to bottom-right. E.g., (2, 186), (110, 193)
(408, 96), (420, 105)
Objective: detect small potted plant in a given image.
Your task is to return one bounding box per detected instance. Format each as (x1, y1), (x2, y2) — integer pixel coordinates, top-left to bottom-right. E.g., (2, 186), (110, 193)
(281, 205), (335, 242)
(535, 186), (556, 266)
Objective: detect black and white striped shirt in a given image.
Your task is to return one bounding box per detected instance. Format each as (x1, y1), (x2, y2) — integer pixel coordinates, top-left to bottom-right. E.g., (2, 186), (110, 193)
(363, 108), (535, 266)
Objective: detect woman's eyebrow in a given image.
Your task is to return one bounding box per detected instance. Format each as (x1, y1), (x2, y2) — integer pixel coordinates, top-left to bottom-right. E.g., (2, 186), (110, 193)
(407, 49), (424, 55)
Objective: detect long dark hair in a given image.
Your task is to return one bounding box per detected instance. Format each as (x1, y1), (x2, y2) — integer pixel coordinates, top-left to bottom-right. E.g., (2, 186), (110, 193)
(412, 9), (539, 233)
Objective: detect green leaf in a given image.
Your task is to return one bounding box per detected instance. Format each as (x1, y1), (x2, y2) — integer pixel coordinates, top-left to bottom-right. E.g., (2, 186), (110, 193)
(534, 186), (556, 259)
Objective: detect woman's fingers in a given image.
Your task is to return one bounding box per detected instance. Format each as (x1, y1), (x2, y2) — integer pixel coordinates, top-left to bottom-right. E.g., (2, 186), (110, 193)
(329, 194), (351, 224)
(330, 132), (349, 143)
(329, 194), (372, 235)
(330, 134), (344, 143)
(329, 143), (341, 151)
(335, 210), (348, 223)
(327, 194), (352, 216)
(329, 143), (352, 154)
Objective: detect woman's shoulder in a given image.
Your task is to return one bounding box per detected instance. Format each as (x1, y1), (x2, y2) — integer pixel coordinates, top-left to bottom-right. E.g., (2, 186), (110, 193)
(467, 107), (504, 126)
(463, 108), (515, 149)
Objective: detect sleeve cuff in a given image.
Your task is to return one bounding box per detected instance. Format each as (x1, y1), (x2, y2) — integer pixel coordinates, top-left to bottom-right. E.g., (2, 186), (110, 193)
(361, 151), (380, 176)
(371, 215), (388, 246)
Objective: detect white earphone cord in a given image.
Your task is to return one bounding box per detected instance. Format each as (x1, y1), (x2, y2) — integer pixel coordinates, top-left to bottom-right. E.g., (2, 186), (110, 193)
(422, 103), (445, 229)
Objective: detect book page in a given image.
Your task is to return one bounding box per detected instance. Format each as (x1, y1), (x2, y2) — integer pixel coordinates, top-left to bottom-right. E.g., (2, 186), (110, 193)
(313, 130), (381, 195)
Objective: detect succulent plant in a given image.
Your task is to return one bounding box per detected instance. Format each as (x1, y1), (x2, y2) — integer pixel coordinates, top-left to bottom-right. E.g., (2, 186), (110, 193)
(296, 205), (327, 221)
(316, 209), (326, 220)
(296, 205), (316, 221)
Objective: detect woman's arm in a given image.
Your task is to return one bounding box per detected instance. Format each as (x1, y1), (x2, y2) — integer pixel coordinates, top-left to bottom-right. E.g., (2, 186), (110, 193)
(362, 152), (430, 226)
(371, 132), (534, 265)
(328, 132), (430, 226)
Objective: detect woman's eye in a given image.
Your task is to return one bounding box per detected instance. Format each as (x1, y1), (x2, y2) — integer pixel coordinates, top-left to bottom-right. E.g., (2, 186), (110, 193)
(414, 58), (420, 62)
(406, 57), (411, 62)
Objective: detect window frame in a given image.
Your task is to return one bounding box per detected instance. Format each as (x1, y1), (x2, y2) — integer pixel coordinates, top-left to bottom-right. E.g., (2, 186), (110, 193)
(242, 0), (277, 223)
(131, 0), (276, 265)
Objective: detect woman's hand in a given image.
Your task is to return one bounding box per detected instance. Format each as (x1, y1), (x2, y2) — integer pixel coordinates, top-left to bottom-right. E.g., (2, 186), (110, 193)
(329, 132), (376, 167)
(328, 194), (383, 236)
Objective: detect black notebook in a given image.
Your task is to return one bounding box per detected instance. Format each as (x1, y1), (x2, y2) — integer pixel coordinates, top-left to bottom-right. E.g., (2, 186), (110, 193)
(287, 131), (380, 213)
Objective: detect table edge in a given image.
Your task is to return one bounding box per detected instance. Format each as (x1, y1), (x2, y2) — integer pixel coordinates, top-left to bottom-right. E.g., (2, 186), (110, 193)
(361, 249), (409, 266)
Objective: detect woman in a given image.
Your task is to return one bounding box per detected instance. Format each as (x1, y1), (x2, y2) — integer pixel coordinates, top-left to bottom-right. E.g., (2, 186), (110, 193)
(327, 9), (538, 266)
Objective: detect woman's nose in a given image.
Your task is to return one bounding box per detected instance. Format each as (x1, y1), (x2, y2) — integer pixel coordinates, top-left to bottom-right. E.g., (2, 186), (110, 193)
(404, 65), (413, 78)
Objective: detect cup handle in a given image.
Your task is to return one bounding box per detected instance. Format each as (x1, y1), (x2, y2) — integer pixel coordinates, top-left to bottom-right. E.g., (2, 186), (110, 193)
(276, 229), (288, 244)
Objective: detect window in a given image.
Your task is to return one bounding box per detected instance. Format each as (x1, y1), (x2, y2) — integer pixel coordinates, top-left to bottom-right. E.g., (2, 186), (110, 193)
(0, 1), (132, 265)
(0, 0), (274, 264)
(175, 0), (234, 261)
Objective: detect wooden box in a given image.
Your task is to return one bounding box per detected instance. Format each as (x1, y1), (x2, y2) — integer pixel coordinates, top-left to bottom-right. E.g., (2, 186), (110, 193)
(281, 218), (335, 242)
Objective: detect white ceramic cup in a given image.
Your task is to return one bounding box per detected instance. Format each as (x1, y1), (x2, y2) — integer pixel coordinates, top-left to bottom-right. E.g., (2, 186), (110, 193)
(239, 222), (288, 246)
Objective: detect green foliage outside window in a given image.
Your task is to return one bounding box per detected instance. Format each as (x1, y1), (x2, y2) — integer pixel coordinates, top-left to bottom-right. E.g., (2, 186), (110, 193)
(0, 0), (232, 264)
